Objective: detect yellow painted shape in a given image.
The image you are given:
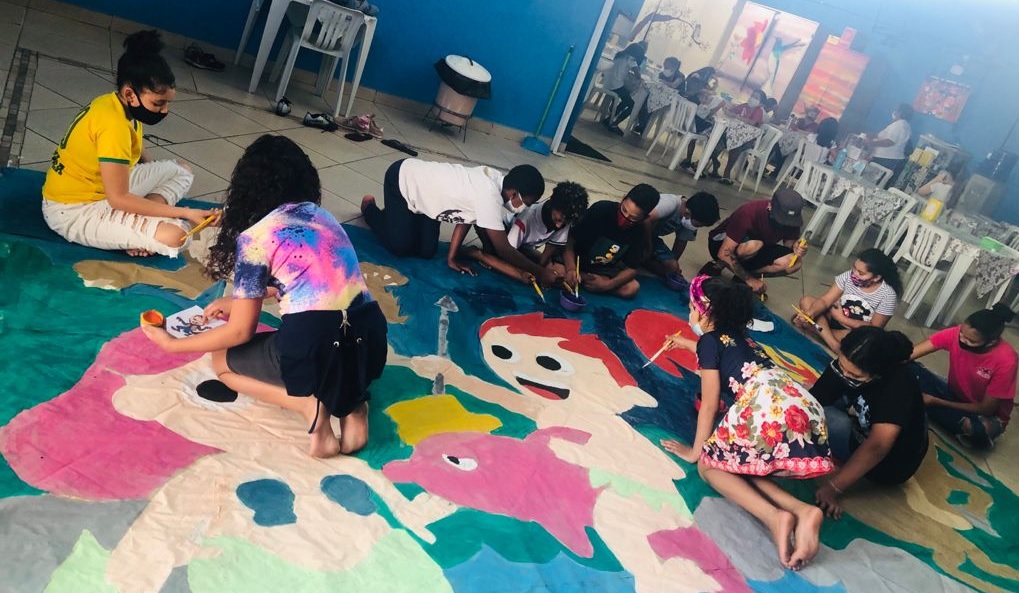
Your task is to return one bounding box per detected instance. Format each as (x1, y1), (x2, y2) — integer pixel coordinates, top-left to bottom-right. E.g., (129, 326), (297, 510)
(386, 394), (502, 445)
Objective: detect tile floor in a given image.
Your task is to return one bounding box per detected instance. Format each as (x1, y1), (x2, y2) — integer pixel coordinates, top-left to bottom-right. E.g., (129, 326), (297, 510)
(1, 0), (1017, 488)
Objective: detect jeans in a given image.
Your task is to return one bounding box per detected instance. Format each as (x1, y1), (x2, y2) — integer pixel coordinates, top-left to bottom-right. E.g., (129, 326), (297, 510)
(608, 86), (634, 125)
(824, 400), (855, 462)
(363, 159), (441, 259)
(919, 371), (1003, 449)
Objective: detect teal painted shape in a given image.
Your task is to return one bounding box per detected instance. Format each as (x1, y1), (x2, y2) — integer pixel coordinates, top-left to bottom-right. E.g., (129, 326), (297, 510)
(947, 489), (970, 505)
(236, 479), (297, 527)
(321, 475), (377, 516)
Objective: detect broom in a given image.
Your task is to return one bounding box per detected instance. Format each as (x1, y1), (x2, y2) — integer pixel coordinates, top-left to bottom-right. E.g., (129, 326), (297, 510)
(522, 45), (574, 155)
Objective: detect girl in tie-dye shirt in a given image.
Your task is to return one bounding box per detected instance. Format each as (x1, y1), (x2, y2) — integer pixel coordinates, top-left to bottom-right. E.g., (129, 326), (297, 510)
(141, 135), (387, 458)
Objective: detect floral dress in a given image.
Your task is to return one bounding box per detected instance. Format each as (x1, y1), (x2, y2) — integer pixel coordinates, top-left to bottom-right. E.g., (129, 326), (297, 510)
(697, 331), (833, 478)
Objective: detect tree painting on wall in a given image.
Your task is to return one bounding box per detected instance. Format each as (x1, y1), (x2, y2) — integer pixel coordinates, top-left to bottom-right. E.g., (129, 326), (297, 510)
(913, 76), (970, 123)
(714, 2), (818, 103)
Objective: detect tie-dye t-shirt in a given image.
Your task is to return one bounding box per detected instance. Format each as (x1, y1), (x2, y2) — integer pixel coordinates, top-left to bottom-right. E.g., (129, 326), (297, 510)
(232, 202), (370, 315)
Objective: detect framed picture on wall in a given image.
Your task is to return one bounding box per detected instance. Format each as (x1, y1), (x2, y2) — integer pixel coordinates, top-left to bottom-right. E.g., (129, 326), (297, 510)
(913, 77), (970, 123)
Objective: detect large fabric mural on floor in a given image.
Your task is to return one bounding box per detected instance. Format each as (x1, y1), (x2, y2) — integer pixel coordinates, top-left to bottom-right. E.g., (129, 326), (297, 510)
(0, 169), (1017, 593)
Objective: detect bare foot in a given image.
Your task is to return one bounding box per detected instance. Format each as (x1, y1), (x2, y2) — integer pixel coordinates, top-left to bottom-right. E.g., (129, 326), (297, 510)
(768, 510), (797, 569)
(305, 399), (340, 458)
(360, 195), (376, 215)
(125, 248), (154, 257)
(339, 402), (369, 454)
(789, 505), (824, 569)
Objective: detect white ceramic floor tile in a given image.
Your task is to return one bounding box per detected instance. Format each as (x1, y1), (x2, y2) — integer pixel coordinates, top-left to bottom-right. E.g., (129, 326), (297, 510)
(268, 125), (377, 165)
(320, 189), (363, 223)
(27, 83), (76, 110)
(23, 7), (109, 46)
(317, 164), (383, 206)
(143, 112), (218, 145)
(17, 128), (54, 164)
(0, 1), (27, 25)
(25, 105), (80, 144)
(226, 131), (337, 170)
(29, 0), (111, 28)
(34, 59), (113, 105)
(166, 138), (246, 181)
(190, 68), (273, 109)
(170, 99), (270, 138)
(344, 154), (400, 184)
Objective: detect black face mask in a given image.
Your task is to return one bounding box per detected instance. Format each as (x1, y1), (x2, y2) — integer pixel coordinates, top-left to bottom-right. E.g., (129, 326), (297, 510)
(128, 90), (167, 125)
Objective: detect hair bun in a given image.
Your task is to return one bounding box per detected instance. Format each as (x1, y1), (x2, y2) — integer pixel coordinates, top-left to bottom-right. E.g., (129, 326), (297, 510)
(990, 303), (1016, 324)
(123, 30), (164, 57)
(886, 330), (914, 364)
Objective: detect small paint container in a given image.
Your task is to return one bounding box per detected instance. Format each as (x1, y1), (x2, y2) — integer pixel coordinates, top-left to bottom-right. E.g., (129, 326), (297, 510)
(140, 309), (165, 327)
(560, 290), (587, 312)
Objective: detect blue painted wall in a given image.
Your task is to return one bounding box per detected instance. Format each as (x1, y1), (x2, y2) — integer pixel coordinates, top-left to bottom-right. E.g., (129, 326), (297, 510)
(760, 0), (1019, 222)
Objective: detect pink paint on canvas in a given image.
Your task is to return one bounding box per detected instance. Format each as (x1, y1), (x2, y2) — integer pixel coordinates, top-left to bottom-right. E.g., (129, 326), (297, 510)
(384, 427), (601, 556)
(0, 329), (218, 500)
(649, 526), (753, 593)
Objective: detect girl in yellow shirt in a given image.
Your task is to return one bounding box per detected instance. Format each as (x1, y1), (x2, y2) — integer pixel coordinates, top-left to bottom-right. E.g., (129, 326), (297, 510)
(42, 30), (216, 257)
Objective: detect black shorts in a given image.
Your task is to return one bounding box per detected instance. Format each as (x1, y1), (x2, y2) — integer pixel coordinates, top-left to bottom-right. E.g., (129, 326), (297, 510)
(226, 298), (388, 417)
(708, 239), (792, 273)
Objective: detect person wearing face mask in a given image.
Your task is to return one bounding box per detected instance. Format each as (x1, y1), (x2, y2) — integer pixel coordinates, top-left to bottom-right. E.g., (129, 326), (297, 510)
(568, 184), (659, 298)
(702, 188), (807, 295)
(795, 249), (901, 354)
(660, 276), (832, 570)
(641, 191), (720, 278)
(632, 57), (684, 136)
(676, 72), (724, 173)
(911, 304), (1017, 449)
(863, 103), (913, 178)
(42, 30), (210, 258)
(792, 106), (821, 134)
(361, 159), (552, 282)
(463, 181), (589, 287)
(810, 327), (927, 519)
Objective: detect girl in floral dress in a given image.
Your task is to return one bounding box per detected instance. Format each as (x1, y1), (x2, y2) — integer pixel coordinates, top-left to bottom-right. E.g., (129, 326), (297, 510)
(660, 275), (833, 569)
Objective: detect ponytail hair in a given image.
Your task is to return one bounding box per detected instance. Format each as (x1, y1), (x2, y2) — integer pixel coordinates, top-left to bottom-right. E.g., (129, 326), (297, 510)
(858, 248), (902, 296)
(841, 326), (913, 377)
(699, 276), (755, 336)
(966, 303), (1015, 342)
(116, 30), (175, 92)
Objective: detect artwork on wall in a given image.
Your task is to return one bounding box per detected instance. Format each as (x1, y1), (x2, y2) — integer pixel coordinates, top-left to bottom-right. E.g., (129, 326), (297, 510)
(714, 2), (818, 103)
(913, 76), (970, 123)
(798, 36), (869, 119)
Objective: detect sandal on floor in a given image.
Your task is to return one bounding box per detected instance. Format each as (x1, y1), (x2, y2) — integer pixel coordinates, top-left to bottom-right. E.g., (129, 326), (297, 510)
(196, 380), (238, 403)
(718, 177), (734, 185)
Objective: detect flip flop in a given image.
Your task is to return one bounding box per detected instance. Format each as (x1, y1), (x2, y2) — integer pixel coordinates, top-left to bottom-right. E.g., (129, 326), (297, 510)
(196, 379), (238, 403)
(381, 138), (418, 157)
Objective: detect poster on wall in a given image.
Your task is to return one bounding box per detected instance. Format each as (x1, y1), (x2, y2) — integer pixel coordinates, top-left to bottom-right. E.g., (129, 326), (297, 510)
(798, 37), (869, 119)
(714, 2), (818, 103)
(913, 76), (970, 123)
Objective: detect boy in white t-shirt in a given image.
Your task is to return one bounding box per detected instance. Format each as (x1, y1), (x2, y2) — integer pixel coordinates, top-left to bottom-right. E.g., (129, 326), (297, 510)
(361, 158), (553, 283)
(464, 181), (589, 286)
(641, 191), (719, 277)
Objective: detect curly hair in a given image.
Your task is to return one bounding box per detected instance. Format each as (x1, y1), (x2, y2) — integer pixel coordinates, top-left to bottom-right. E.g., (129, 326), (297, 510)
(205, 135), (321, 280)
(546, 181), (589, 224)
(701, 276), (755, 336)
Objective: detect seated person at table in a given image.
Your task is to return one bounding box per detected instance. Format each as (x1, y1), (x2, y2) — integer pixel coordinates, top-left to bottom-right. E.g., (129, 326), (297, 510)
(911, 304), (1017, 449)
(701, 188), (806, 294)
(633, 56), (684, 136)
(792, 106), (820, 133)
(811, 327), (928, 519)
(761, 97), (778, 125)
(599, 42), (647, 135)
(642, 191), (720, 277)
(709, 89), (766, 185)
(676, 75), (725, 172)
(795, 249), (901, 354)
(564, 184), (660, 299)
(361, 159), (554, 284)
(42, 30), (210, 258)
(678, 66), (715, 100)
(917, 165), (960, 201)
(464, 181), (588, 286)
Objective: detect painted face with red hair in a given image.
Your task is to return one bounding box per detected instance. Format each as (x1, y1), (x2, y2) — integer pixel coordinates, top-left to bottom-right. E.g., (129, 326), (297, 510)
(479, 313), (655, 413)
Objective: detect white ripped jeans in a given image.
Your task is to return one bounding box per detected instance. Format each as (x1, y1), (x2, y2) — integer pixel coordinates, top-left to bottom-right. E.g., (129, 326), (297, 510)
(42, 160), (195, 257)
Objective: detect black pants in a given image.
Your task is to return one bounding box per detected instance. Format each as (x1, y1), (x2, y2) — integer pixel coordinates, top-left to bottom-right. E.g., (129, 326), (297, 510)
(363, 159), (440, 258)
(609, 86), (634, 125)
(708, 239), (792, 273)
(870, 156), (905, 182)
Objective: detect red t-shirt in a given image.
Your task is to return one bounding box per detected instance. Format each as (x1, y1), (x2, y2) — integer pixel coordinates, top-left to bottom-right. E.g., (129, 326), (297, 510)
(929, 326), (1018, 425)
(730, 103), (764, 126)
(709, 200), (800, 246)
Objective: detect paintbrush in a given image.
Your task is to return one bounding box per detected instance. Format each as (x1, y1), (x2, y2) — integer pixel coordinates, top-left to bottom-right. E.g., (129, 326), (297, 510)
(531, 279), (545, 302)
(641, 337), (675, 369)
(179, 211), (219, 244)
(789, 237), (808, 268)
(792, 304), (823, 333)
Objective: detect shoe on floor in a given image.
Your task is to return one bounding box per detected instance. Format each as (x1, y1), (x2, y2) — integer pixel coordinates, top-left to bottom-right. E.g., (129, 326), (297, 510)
(718, 177), (734, 185)
(303, 112), (339, 132)
(608, 124), (624, 136)
(184, 45), (225, 72)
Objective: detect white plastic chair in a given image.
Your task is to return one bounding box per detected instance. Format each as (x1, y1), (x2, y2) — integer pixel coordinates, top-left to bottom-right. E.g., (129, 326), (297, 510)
(841, 188), (918, 258)
(583, 73), (620, 121)
(862, 162), (894, 188)
(893, 215), (951, 319)
(793, 160), (835, 208)
(737, 124), (784, 193)
(270, 0), (368, 118)
(644, 97), (707, 171)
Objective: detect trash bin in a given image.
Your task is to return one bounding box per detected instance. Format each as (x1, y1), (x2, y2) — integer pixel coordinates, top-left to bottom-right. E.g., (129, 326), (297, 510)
(424, 55), (492, 142)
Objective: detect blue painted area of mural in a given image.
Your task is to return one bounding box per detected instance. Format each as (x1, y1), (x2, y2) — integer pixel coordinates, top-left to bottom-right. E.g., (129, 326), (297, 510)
(443, 545), (636, 593)
(321, 475), (378, 516)
(748, 572), (847, 593)
(236, 479), (298, 527)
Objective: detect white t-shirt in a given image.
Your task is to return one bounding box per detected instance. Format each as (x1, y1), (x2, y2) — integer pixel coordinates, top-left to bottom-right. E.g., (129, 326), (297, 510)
(506, 202), (569, 249)
(872, 119), (911, 160)
(398, 159), (506, 230)
(651, 194), (697, 241)
(696, 95), (723, 120)
(834, 271), (899, 322)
